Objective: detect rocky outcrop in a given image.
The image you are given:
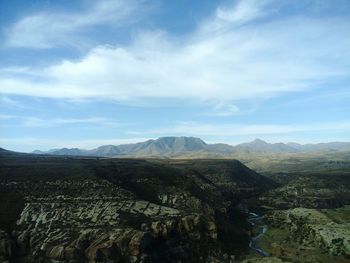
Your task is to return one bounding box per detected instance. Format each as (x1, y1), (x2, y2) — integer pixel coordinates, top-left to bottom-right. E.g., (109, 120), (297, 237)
(0, 156), (272, 262)
(1, 186), (222, 262)
(266, 208), (350, 257)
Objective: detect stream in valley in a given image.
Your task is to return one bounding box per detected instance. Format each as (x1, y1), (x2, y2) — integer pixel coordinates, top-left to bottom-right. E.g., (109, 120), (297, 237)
(248, 212), (270, 256)
(236, 202), (270, 256)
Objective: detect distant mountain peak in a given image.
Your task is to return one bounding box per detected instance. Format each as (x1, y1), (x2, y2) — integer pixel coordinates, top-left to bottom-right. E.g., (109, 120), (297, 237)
(251, 138), (268, 144)
(32, 150), (44, 154)
(156, 136), (206, 143)
(235, 138), (298, 153)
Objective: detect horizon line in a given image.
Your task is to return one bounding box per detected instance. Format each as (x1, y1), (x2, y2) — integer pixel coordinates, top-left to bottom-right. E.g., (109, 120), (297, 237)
(2, 136), (350, 153)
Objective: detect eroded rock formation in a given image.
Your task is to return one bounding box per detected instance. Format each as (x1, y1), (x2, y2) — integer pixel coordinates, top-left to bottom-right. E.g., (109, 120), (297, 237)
(0, 156), (273, 262)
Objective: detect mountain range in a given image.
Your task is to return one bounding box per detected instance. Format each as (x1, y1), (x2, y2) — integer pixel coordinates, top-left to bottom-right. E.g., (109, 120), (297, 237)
(30, 137), (350, 158)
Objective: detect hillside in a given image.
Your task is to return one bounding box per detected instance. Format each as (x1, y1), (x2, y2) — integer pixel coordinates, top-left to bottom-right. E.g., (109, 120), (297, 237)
(0, 152), (275, 262)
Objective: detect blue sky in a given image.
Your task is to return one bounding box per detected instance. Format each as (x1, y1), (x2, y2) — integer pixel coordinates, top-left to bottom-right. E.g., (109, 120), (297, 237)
(0, 0), (349, 152)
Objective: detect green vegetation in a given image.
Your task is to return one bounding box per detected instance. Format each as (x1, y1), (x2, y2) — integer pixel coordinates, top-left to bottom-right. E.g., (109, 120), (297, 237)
(257, 227), (289, 253)
(321, 206), (350, 224)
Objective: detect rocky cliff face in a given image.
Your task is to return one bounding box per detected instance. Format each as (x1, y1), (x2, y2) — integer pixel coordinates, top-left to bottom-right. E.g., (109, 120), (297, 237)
(0, 154), (274, 262)
(9, 180), (217, 262)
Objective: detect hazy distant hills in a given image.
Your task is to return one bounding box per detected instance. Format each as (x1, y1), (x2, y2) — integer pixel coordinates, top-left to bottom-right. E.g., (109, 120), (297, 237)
(234, 138), (299, 153)
(30, 136), (350, 158)
(0, 147), (13, 154)
(286, 142), (350, 152)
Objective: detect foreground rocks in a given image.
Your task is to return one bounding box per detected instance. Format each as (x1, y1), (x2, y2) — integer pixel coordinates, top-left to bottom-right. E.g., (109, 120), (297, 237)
(0, 156), (274, 262)
(1, 178), (218, 262)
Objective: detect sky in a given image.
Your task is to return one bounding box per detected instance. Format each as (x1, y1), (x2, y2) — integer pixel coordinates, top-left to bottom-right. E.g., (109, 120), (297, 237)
(0, 0), (349, 152)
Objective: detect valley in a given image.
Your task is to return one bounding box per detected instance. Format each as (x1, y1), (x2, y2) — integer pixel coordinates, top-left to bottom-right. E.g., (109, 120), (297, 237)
(0, 139), (350, 262)
(244, 153), (350, 262)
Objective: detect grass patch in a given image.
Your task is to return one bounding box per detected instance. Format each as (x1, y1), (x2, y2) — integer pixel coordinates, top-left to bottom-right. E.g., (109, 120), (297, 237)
(256, 227), (290, 253)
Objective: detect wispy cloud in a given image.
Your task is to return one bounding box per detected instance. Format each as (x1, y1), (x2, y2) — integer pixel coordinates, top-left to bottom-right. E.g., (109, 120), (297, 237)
(0, 115), (121, 128)
(1, 0), (349, 108)
(5, 0), (142, 49)
(128, 121), (350, 137)
(210, 102), (240, 116)
(216, 0), (272, 24)
(0, 95), (24, 108)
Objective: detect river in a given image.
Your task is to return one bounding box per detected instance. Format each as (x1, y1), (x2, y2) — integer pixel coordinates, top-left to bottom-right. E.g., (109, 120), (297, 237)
(248, 212), (270, 256)
(235, 202), (270, 256)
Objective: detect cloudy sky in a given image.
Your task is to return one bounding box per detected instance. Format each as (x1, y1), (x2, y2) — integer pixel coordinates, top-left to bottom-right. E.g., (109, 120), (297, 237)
(0, 0), (349, 152)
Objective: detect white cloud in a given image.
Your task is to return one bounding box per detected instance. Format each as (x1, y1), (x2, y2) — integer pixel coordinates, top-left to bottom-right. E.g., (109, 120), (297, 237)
(128, 121), (350, 137)
(211, 102), (240, 116)
(0, 0), (349, 106)
(5, 0), (142, 49)
(0, 116), (121, 128)
(216, 0), (272, 24)
(0, 95), (24, 108)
